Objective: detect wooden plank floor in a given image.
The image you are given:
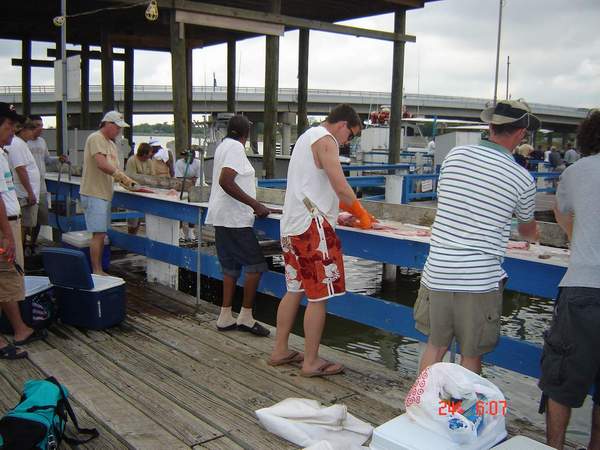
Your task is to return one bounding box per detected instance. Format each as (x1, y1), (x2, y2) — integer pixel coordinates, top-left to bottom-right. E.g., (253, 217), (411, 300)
(0, 261), (575, 449)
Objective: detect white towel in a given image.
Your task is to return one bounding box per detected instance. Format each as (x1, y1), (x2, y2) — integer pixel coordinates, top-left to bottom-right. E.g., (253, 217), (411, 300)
(255, 398), (373, 449)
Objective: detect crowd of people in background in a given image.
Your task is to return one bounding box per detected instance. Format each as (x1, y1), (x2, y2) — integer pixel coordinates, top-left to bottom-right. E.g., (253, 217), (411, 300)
(512, 140), (580, 172)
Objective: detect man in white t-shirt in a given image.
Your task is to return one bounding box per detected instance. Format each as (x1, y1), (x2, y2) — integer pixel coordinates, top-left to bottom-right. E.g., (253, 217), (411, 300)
(6, 118), (40, 250)
(0, 103), (45, 358)
(27, 115), (66, 250)
(205, 115), (274, 337)
(269, 104), (372, 377)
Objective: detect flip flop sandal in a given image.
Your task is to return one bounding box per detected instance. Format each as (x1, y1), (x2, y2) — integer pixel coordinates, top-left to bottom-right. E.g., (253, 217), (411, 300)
(216, 323), (237, 332)
(268, 350), (304, 366)
(0, 344), (28, 360)
(237, 322), (270, 337)
(13, 329), (47, 346)
(300, 361), (344, 378)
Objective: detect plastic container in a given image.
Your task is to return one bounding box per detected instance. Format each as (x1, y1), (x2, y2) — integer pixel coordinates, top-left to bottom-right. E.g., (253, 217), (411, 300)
(370, 414), (505, 450)
(62, 231), (110, 272)
(41, 248), (126, 330)
(0, 276), (54, 333)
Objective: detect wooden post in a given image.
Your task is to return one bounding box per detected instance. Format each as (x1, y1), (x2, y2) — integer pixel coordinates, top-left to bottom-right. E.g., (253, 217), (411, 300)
(227, 39), (236, 113)
(21, 39), (31, 117)
(263, 0), (281, 179)
(186, 44), (193, 147)
(297, 28), (309, 136)
(80, 45), (90, 129)
(124, 47), (134, 145)
(55, 35), (63, 155)
(388, 9), (406, 165)
(101, 31), (115, 112)
(170, 11), (190, 157)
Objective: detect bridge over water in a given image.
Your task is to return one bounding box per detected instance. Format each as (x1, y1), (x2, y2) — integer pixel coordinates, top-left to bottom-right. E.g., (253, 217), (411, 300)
(0, 85), (588, 132)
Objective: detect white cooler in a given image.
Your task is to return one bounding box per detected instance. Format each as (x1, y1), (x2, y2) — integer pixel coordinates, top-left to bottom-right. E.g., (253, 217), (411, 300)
(370, 414), (506, 450)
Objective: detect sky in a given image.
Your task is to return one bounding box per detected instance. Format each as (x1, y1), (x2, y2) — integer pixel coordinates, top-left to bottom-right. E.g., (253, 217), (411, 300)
(0, 0), (598, 125)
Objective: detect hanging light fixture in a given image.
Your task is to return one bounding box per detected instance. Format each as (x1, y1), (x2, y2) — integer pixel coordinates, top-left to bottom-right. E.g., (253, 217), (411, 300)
(145, 0), (159, 21)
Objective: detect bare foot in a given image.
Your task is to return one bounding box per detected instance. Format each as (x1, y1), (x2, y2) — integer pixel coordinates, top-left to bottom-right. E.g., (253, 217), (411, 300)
(13, 326), (34, 344)
(93, 271), (109, 276)
(301, 358), (343, 374)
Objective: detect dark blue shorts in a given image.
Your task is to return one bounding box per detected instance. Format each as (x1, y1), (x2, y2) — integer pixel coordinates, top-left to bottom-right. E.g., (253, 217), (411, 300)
(214, 227), (268, 278)
(538, 287), (600, 408)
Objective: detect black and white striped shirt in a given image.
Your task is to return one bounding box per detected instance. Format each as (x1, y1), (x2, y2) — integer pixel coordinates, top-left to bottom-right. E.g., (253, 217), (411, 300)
(422, 140), (536, 292)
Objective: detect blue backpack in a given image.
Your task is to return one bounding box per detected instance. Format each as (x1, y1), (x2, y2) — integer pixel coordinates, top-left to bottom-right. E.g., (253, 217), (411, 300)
(0, 377), (98, 449)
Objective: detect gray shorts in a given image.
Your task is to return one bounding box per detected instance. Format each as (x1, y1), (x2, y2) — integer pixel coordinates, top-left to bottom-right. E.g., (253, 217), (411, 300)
(80, 194), (111, 233)
(539, 287), (600, 408)
(414, 283), (504, 357)
(214, 227), (267, 278)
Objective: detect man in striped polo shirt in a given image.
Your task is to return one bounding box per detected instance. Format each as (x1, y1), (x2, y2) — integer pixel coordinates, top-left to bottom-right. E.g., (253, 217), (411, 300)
(414, 100), (540, 374)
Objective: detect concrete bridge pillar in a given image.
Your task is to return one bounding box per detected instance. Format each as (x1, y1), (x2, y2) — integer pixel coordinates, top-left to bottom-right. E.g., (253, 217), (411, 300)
(279, 112), (296, 155)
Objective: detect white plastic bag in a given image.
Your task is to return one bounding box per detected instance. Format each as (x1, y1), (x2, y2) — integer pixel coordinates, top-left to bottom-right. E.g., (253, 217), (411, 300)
(255, 398), (373, 449)
(405, 363), (507, 446)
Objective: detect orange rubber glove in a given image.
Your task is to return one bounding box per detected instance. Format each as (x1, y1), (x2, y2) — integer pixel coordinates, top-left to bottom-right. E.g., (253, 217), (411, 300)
(339, 200), (373, 229)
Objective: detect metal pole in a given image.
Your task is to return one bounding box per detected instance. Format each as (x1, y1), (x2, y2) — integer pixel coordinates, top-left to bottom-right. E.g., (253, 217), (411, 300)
(61, 0), (68, 158)
(506, 55), (510, 100)
(492, 0), (503, 105)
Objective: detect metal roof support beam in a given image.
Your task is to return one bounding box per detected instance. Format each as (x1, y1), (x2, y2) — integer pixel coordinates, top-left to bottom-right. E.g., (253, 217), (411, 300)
(263, 0), (281, 179)
(388, 9), (406, 165)
(169, 1), (416, 42)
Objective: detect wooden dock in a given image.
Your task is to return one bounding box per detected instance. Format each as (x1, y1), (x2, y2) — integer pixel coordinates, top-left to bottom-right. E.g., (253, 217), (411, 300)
(0, 260), (569, 449)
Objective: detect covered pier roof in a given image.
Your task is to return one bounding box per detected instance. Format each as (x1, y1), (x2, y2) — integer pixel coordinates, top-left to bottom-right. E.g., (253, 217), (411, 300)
(1, 0), (439, 50)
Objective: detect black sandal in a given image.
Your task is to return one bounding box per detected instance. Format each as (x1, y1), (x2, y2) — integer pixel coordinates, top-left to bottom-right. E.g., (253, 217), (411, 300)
(13, 329), (47, 346)
(237, 322), (270, 337)
(0, 344), (28, 360)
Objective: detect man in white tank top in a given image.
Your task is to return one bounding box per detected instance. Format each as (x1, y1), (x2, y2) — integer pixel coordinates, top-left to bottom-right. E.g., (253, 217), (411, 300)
(269, 104), (373, 377)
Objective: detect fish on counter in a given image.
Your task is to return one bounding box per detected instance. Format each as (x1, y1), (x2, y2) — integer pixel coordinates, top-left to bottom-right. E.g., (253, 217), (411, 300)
(337, 212), (431, 237)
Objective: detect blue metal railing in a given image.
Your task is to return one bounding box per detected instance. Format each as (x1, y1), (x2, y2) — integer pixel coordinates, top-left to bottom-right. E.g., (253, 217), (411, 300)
(45, 177), (567, 379)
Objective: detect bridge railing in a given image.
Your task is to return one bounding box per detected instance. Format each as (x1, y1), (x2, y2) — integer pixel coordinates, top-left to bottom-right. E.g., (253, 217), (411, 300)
(0, 85), (589, 118)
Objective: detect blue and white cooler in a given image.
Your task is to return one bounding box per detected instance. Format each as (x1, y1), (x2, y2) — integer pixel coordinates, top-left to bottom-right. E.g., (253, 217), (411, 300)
(0, 276), (54, 334)
(41, 248), (126, 330)
(61, 231), (111, 273)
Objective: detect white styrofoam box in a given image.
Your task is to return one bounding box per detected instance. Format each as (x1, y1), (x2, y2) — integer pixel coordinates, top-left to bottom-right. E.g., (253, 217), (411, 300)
(370, 414), (506, 450)
(492, 436), (554, 449)
(62, 231), (109, 248)
(25, 276), (52, 296)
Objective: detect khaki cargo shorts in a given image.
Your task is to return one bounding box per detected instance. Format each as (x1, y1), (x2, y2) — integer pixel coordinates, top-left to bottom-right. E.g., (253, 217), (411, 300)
(0, 219), (25, 303)
(413, 282), (505, 357)
(37, 191), (49, 226)
(20, 201), (39, 228)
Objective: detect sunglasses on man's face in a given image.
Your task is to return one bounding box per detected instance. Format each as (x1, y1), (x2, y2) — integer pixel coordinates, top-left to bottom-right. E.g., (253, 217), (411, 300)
(347, 125), (355, 141)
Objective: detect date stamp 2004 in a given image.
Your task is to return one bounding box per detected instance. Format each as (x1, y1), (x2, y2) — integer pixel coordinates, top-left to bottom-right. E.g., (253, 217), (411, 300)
(438, 399), (508, 416)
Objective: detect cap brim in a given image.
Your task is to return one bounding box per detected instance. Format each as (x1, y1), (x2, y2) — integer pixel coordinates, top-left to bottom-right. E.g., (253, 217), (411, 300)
(114, 120), (130, 128)
(526, 114), (541, 131)
(0, 111), (24, 122)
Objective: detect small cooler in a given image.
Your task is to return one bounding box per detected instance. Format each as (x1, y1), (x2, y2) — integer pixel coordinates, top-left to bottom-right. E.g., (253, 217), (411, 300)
(0, 276), (54, 334)
(41, 247), (126, 330)
(370, 414), (506, 450)
(62, 231), (111, 273)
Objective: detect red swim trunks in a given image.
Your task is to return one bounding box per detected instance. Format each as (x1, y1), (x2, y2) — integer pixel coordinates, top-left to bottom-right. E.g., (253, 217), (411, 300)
(281, 216), (345, 302)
